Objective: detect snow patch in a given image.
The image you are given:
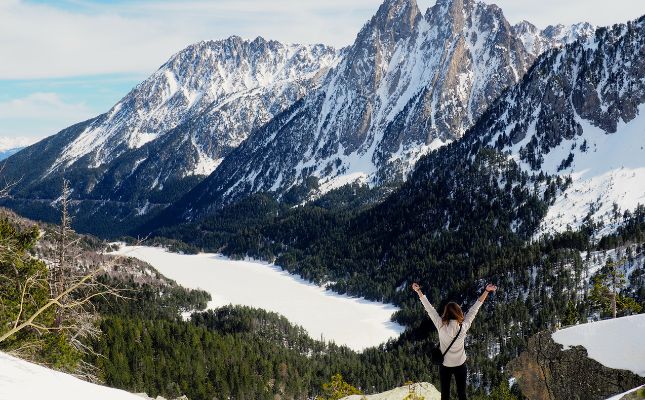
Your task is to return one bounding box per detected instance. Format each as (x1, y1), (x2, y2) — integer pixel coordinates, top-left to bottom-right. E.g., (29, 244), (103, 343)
(535, 104), (645, 236)
(552, 314), (645, 377)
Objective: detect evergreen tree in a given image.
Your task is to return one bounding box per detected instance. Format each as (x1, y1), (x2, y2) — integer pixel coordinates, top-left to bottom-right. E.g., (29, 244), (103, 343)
(589, 258), (642, 318)
(316, 374), (363, 400)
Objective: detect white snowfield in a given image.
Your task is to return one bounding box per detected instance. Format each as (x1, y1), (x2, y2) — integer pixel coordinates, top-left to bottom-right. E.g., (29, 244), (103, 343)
(552, 314), (645, 377)
(0, 352), (144, 400)
(115, 246), (404, 351)
(341, 382), (440, 400)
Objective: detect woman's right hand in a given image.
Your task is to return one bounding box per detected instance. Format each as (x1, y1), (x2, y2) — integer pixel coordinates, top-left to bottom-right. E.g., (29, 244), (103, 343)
(411, 282), (421, 293)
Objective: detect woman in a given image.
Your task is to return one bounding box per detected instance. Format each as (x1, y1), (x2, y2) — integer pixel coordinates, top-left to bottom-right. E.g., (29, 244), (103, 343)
(411, 282), (497, 400)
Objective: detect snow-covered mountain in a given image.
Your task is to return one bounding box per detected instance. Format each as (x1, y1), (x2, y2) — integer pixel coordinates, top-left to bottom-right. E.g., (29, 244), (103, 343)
(0, 36), (338, 232)
(513, 21), (596, 57)
(1, 0), (594, 234)
(164, 0), (593, 221)
(466, 16), (645, 235)
(50, 37), (338, 180)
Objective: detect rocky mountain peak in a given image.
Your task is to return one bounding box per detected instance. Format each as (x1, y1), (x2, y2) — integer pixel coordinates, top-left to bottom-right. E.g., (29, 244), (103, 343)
(358, 0), (421, 47)
(375, 0), (421, 24)
(512, 20), (539, 35)
(432, 0), (476, 15)
(542, 22), (595, 42)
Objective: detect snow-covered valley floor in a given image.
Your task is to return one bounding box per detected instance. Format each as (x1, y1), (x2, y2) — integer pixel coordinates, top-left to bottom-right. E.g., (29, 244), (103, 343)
(115, 246), (404, 351)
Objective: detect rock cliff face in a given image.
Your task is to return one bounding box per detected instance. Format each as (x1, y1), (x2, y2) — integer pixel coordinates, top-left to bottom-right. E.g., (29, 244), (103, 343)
(508, 331), (645, 400)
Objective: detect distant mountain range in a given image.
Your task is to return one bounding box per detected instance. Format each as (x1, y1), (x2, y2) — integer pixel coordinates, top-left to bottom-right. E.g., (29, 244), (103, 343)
(0, 147), (24, 161)
(0, 38), (338, 233)
(3, 0), (642, 240)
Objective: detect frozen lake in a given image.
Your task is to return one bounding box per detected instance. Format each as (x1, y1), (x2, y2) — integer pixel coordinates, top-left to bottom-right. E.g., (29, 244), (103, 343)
(116, 246), (404, 351)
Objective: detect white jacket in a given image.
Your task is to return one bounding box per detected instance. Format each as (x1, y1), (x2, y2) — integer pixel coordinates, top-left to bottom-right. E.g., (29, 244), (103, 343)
(420, 295), (482, 367)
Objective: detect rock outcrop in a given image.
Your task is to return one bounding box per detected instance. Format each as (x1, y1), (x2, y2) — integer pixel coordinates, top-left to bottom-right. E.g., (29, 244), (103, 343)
(341, 382), (440, 400)
(508, 331), (645, 400)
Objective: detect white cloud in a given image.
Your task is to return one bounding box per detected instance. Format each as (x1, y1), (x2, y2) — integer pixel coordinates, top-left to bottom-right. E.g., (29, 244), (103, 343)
(0, 136), (39, 152)
(0, 0), (382, 79)
(484, 0), (644, 28)
(0, 92), (95, 139)
(0, 0), (642, 80)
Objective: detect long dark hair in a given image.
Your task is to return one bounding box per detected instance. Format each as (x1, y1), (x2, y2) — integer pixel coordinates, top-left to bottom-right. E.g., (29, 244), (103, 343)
(441, 302), (464, 325)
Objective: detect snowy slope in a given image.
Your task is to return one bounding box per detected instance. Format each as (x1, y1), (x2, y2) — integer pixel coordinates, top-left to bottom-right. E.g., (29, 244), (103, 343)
(606, 385), (645, 400)
(0, 352), (146, 400)
(341, 382), (440, 400)
(552, 314), (645, 377)
(535, 104), (645, 236)
(465, 16), (645, 236)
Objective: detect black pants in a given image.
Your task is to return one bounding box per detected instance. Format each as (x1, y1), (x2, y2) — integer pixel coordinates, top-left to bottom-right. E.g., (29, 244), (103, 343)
(439, 363), (467, 400)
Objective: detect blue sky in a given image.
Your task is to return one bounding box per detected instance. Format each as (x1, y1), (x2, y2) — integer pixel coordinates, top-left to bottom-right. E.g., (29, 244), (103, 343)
(0, 0), (642, 149)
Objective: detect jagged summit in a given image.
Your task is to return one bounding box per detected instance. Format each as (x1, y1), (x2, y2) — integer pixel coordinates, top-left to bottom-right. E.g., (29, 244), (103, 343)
(513, 20), (596, 57)
(372, 0), (421, 29)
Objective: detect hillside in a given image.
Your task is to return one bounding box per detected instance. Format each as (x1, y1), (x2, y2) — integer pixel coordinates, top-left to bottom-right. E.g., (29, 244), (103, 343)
(146, 13), (645, 394)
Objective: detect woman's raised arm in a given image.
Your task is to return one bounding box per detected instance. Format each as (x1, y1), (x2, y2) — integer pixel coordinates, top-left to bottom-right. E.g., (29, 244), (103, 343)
(412, 282), (442, 328)
(478, 283), (497, 303)
(463, 283), (497, 327)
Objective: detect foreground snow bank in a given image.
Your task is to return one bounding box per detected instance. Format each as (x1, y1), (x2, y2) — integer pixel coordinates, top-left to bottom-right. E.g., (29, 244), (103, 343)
(0, 352), (142, 400)
(116, 246), (404, 351)
(552, 314), (645, 376)
(606, 385), (645, 400)
(341, 382), (440, 400)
